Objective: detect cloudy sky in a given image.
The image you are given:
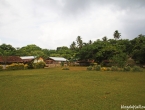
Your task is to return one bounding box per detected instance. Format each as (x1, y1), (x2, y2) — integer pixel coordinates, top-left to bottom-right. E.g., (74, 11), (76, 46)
(0, 0), (145, 49)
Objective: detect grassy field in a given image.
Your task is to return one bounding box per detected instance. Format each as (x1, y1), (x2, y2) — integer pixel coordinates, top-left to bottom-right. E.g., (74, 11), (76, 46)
(0, 67), (145, 110)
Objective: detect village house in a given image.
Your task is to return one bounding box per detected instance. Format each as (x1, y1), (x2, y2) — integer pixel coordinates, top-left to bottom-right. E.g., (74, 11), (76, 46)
(0, 56), (23, 69)
(20, 56), (44, 64)
(45, 57), (68, 67)
(0, 56), (23, 64)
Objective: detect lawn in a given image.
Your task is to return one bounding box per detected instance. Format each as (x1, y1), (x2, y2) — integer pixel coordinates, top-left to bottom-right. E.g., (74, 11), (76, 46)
(0, 67), (145, 110)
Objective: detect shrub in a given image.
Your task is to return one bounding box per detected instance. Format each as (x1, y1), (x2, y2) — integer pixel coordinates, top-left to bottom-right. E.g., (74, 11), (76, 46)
(111, 66), (118, 71)
(94, 65), (101, 71)
(27, 62), (34, 69)
(0, 65), (3, 71)
(61, 62), (64, 67)
(132, 66), (143, 72)
(17, 63), (24, 70)
(62, 67), (69, 70)
(6, 63), (24, 70)
(124, 66), (131, 71)
(24, 64), (28, 69)
(34, 62), (46, 69)
(106, 68), (111, 71)
(90, 63), (97, 66)
(101, 67), (107, 71)
(87, 66), (92, 71)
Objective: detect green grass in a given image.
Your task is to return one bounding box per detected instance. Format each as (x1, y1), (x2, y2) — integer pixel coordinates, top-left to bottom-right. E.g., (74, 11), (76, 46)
(0, 67), (145, 110)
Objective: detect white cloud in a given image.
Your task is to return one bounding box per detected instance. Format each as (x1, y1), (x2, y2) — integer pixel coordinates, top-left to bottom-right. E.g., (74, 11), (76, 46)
(0, 0), (145, 49)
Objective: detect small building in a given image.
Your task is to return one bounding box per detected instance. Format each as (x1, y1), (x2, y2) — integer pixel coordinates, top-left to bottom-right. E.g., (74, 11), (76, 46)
(0, 56), (23, 69)
(20, 56), (36, 63)
(20, 56), (44, 64)
(45, 57), (68, 67)
(0, 56), (23, 64)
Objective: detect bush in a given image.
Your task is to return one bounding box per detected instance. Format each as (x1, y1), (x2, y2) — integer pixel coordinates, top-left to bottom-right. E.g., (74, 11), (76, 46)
(124, 66), (131, 71)
(17, 63), (25, 70)
(106, 67), (111, 71)
(94, 65), (101, 71)
(6, 63), (24, 70)
(0, 65), (3, 71)
(62, 67), (69, 70)
(101, 67), (107, 71)
(90, 63), (97, 66)
(61, 62), (64, 67)
(24, 64), (28, 69)
(27, 62), (34, 69)
(111, 66), (118, 71)
(132, 66), (143, 72)
(34, 62), (46, 69)
(87, 66), (92, 71)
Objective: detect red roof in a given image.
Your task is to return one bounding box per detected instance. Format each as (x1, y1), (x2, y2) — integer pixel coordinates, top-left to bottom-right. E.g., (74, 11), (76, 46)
(0, 56), (23, 63)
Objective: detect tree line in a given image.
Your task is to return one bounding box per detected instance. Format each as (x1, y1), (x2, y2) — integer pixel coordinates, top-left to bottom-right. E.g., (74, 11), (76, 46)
(0, 30), (145, 67)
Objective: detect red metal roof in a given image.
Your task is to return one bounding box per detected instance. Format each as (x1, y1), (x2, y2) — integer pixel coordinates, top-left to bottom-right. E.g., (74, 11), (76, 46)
(0, 56), (23, 63)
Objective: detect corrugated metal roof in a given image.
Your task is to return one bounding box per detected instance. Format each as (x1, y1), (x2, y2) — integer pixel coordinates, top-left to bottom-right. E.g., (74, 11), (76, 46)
(49, 57), (68, 61)
(20, 56), (36, 59)
(0, 56), (23, 63)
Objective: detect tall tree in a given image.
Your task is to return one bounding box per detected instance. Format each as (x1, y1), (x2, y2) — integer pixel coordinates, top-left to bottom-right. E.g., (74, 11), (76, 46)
(102, 36), (108, 41)
(131, 34), (145, 64)
(76, 36), (83, 49)
(17, 44), (42, 56)
(0, 43), (16, 56)
(113, 30), (121, 40)
(70, 41), (76, 50)
(0, 43), (16, 67)
(88, 40), (93, 44)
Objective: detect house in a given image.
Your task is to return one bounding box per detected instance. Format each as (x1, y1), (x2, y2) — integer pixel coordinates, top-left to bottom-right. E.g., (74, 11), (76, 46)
(45, 57), (68, 64)
(0, 56), (23, 69)
(0, 56), (23, 64)
(45, 57), (68, 67)
(20, 56), (36, 63)
(20, 56), (44, 64)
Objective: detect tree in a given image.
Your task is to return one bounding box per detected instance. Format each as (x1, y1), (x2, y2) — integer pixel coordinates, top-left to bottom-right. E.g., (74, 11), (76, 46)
(111, 53), (127, 68)
(113, 30), (121, 40)
(76, 36), (83, 49)
(70, 41), (76, 50)
(16, 44), (42, 56)
(0, 43), (16, 56)
(116, 39), (132, 55)
(102, 36), (108, 41)
(0, 44), (16, 67)
(56, 46), (72, 59)
(131, 34), (145, 65)
(88, 40), (93, 44)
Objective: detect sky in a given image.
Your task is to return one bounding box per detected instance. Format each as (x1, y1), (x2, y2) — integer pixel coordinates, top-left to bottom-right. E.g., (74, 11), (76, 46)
(0, 0), (145, 49)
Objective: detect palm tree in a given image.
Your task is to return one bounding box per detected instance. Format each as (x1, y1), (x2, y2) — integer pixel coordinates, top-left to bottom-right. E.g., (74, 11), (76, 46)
(88, 40), (92, 44)
(113, 30), (121, 40)
(70, 41), (76, 50)
(76, 36), (83, 49)
(102, 36), (108, 41)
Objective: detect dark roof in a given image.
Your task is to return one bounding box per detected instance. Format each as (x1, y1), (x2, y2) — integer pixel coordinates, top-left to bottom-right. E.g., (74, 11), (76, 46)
(0, 56), (23, 63)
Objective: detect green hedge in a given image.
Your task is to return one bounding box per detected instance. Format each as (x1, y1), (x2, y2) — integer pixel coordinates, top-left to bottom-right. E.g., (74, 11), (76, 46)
(6, 63), (25, 70)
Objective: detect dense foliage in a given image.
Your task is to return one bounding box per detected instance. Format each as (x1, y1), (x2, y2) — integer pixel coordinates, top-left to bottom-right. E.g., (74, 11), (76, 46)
(0, 31), (145, 67)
